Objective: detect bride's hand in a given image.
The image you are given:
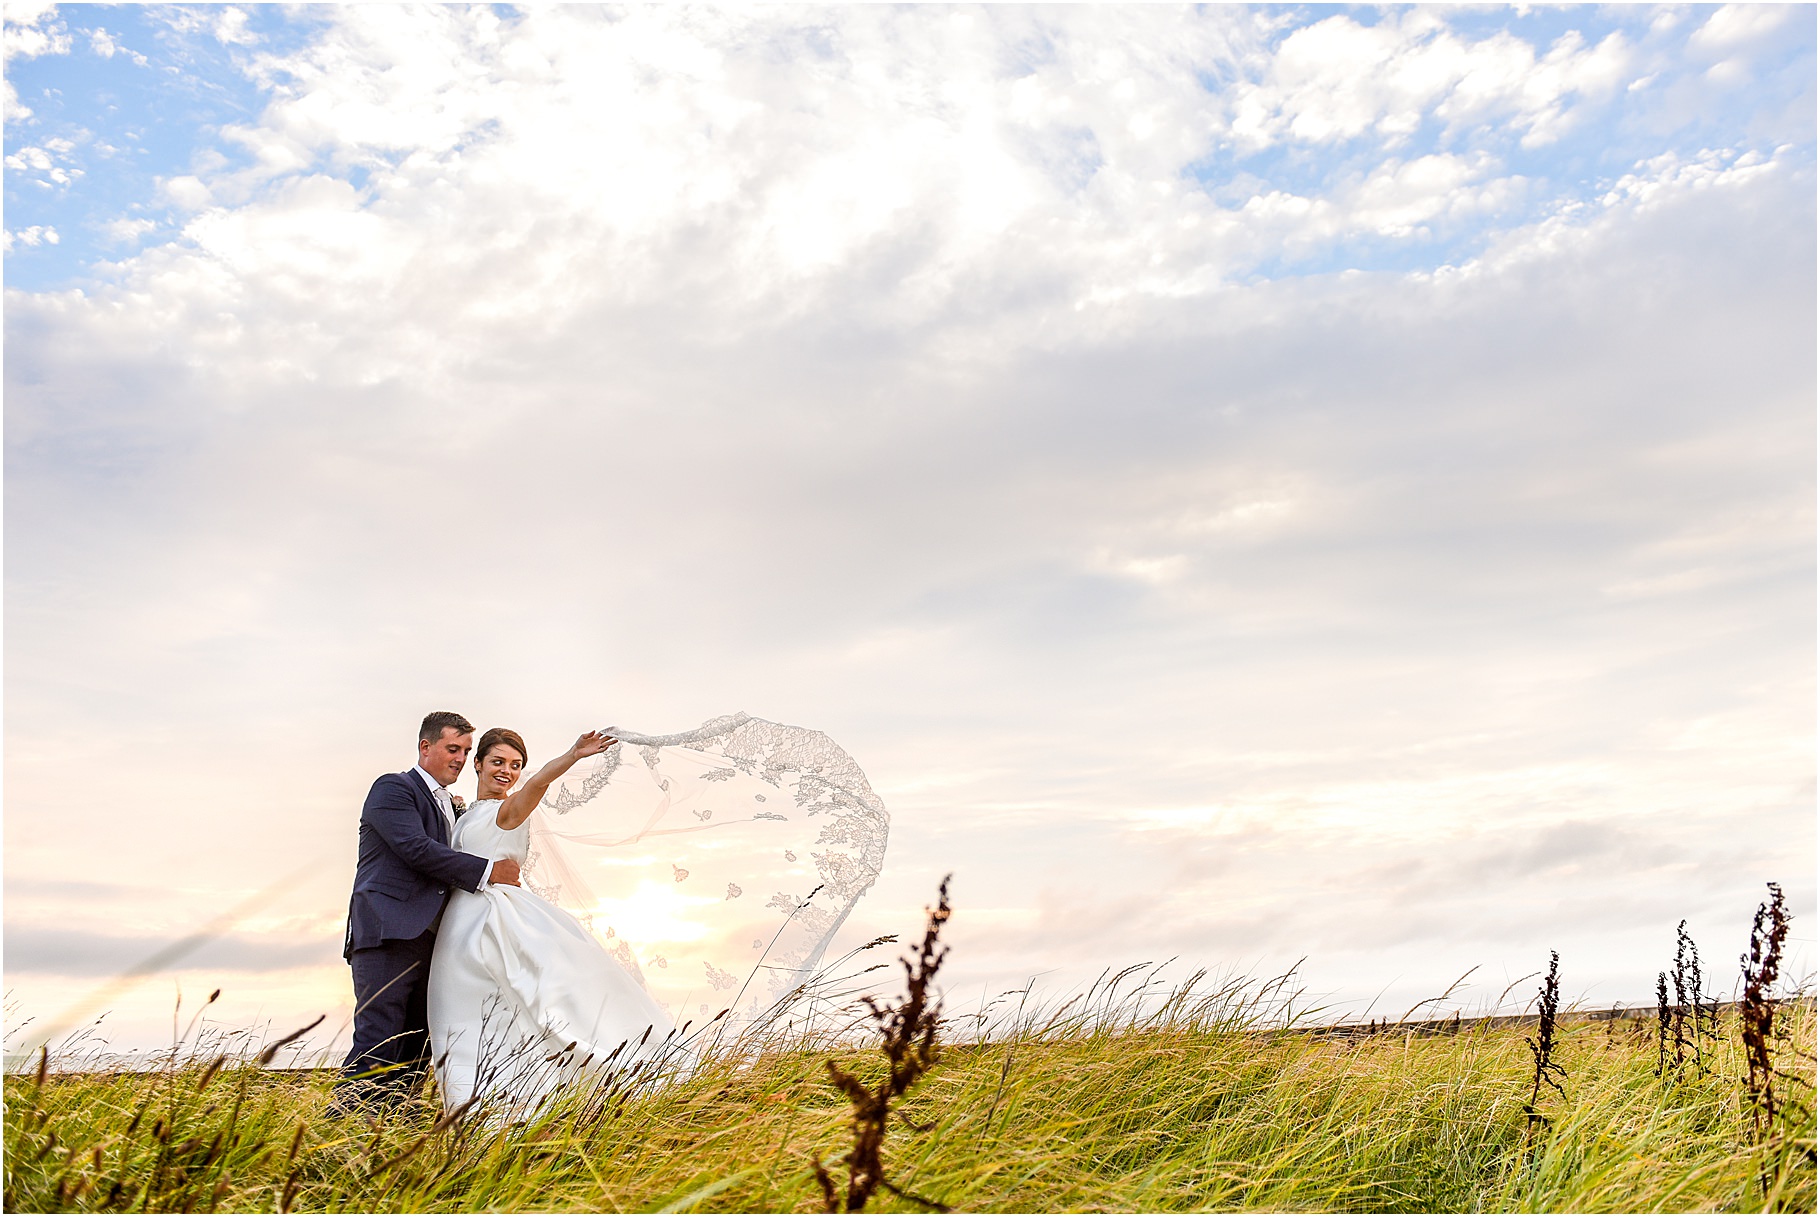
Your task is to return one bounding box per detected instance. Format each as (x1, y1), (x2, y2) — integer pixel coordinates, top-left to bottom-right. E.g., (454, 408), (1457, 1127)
(570, 729), (617, 759)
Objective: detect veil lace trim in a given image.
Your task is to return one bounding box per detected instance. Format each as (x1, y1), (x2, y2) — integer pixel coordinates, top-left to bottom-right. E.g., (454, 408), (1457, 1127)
(523, 714), (889, 1023)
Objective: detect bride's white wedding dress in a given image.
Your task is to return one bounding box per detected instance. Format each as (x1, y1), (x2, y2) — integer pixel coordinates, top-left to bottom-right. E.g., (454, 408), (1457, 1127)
(427, 800), (675, 1116)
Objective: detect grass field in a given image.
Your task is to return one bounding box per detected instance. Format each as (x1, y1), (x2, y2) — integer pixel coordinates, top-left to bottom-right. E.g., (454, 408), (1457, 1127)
(5, 977), (1813, 1213)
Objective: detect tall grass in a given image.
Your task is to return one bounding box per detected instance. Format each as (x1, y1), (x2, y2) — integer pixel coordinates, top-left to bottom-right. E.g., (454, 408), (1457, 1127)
(6, 974), (1813, 1212)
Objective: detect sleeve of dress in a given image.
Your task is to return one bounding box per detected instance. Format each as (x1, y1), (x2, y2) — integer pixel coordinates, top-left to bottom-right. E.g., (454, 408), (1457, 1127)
(363, 775), (491, 893)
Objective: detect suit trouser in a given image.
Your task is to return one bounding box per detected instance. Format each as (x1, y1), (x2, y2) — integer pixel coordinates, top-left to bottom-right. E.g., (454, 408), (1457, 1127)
(337, 929), (437, 1103)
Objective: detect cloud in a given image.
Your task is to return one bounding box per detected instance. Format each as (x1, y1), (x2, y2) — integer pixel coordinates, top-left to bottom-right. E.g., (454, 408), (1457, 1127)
(4, 927), (337, 977)
(4, 877), (142, 900)
(3, 0), (70, 123)
(3, 1), (68, 63)
(4, 135), (81, 186)
(3, 223), (58, 249)
(83, 24), (149, 68)
(1226, 13), (1629, 151)
(213, 7), (256, 48)
(158, 173), (212, 210)
(1690, 4), (1795, 55)
(102, 216), (159, 245)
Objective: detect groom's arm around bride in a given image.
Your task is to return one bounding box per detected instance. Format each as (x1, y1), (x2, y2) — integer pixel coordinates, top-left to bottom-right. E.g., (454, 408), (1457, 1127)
(331, 711), (518, 1114)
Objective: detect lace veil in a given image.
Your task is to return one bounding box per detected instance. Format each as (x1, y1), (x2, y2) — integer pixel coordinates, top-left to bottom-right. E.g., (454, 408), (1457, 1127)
(522, 714), (890, 1027)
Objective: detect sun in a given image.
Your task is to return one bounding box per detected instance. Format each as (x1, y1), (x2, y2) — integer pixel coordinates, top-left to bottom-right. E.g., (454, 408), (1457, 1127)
(590, 880), (720, 947)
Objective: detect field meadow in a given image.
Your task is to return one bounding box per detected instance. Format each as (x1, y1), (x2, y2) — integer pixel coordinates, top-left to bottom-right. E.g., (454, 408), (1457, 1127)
(4, 957), (1814, 1214)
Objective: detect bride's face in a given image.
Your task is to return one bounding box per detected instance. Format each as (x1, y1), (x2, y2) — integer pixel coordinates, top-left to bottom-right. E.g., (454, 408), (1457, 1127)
(476, 744), (525, 797)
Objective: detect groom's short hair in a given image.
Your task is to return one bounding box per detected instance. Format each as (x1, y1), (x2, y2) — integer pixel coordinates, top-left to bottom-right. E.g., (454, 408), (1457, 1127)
(419, 711), (475, 744)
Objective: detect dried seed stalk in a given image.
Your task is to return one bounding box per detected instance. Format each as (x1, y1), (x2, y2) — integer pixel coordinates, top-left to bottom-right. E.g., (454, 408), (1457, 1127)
(255, 1015), (326, 1068)
(1671, 921), (1692, 1071)
(1740, 882), (1789, 1144)
(1523, 950), (1567, 1151)
(814, 876), (953, 1214)
(1657, 921), (1715, 1079)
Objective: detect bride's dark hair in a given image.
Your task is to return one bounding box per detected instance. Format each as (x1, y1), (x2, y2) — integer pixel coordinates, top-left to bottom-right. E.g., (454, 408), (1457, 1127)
(474, 727), (528, 768)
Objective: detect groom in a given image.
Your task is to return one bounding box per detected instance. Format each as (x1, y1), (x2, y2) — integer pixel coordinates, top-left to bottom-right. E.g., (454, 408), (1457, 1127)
(331, 710), (521, 1112)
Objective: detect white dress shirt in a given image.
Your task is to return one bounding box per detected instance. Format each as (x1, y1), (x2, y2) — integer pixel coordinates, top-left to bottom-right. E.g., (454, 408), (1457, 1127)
(413, 764), (492, 889)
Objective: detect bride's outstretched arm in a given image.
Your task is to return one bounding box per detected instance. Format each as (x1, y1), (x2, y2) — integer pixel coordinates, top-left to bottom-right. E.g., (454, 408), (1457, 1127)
(495, 730), (616, 829)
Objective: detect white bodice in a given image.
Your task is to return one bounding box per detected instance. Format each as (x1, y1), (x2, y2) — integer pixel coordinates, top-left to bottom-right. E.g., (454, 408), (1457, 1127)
(452, 800), (528, 863)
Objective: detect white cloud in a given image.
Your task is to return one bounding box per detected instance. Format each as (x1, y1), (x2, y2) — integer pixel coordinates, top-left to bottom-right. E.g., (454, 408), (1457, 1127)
(101, 216), (159, 244)
(1598, 147), (1784, 213)
(213, 6), (256, 48)
(1690, 4), (1794, 54)
(4, 0), (69, 122)
(3, 222), (58, 248)
(159, 173), (213, 210)
(1228, 12), (1630, 151)
(1348, 152), (1517, 236)
(144, 6), (1567, 340)
(3, 0), (67, 62)
(4, 136), (81, 185)
(83, 24), (148, 68)
(1268, 150), (1522, 245)
(4, 143), (53, 170)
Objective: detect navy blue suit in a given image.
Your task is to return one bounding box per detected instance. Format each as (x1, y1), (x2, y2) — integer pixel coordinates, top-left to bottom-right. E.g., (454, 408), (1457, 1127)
(335, 770), (490, 1105)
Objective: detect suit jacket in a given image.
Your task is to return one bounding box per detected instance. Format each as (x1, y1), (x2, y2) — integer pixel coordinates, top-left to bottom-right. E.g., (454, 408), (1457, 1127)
(343, 770), (490, 957)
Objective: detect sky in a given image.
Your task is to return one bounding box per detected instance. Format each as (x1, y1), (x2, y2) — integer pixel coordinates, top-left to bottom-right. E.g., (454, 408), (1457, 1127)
(4, 2), (1814, 1059)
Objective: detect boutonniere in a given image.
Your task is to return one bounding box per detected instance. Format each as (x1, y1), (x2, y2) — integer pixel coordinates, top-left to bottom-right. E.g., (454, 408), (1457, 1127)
(450, 794), (467, 813)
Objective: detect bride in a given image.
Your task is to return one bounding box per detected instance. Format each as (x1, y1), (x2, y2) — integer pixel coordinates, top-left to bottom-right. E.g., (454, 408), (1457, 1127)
(427, 726), (677, 1117)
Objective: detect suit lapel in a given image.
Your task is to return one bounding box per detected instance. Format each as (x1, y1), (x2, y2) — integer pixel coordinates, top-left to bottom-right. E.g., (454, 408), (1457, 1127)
(404, 769), (448, 846)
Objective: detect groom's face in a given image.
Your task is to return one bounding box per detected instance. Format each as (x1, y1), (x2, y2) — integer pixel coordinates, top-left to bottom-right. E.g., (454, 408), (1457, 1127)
(419, 728), (473, 787)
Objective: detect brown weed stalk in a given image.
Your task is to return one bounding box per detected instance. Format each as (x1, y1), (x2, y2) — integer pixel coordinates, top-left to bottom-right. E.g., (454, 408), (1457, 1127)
(1659, 920), (1714, 1079)
(814, 876), (953, 1213)
(1523, 950), (1566, 1151)
(1741, 882), (1789, 1144)
(255, 1014), (326, 1067)
(1667, 920), (1710, 1069)
(1671, 922), (1693, 1071)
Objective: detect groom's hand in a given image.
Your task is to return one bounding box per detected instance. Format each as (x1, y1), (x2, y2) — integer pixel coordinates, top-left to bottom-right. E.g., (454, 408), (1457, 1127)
(490, 859), (522, 887)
